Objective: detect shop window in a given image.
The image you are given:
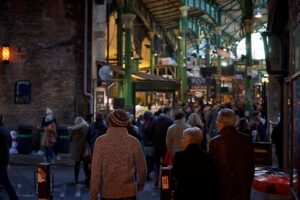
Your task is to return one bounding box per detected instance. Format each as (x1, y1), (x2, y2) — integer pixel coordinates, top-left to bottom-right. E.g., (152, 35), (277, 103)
(15, 80), (31, 104)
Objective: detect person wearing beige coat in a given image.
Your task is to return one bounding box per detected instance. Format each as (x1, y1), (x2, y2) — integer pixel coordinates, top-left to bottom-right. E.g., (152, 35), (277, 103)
(68, 116), (90, 185)
(166, 111), (191, 157)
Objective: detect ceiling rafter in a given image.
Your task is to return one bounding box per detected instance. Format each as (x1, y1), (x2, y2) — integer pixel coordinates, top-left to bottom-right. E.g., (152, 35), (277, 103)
(147, 1), (179, 10)
(139, 0), (267, 43)
(149, 5), (178, 12)
(153, 12), (180, 19)
(143, 0), (169, 6)
(151, 9), (179, 16)
(156, 15), (181, 22)
(220, 0), (238, 9)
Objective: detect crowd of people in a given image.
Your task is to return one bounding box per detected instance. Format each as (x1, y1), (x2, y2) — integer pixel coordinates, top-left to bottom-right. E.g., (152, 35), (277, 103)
(0, 100), (272, 200)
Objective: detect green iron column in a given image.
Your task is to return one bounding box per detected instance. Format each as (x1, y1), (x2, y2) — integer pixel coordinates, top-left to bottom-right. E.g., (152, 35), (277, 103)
(179, 6), (189, 104)
(116, 0), (124, 67)
(132, 58), (139, 71)
(148, 31), (155, 74)
(244, 0), (254, 113)
(195, 23), (200, 66)
(174, 29), (181, 80)
(162, 42), (166, 57)
(116, 0), (124, 97)
(205, 37), (210, 67)
(215, 26), (222, 102)
(245, 19), (253, 112)
(122, 13), (136, 110)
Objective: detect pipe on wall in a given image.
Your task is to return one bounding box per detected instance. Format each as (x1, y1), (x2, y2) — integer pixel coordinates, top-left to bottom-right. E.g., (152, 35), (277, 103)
(84, 0), (94, 114)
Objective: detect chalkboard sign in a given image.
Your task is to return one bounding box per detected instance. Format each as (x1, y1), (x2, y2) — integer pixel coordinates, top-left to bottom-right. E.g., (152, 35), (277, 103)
(253, 142), (272, 166)
(15, 80), (31, 104)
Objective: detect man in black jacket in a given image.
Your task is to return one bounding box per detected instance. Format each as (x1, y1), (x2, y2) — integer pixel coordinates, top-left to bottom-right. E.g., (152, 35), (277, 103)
(86, 112), (107, 152)
(172, 127), (218, 200)
(150, 106), (173, 187)
(0, 113), (18, 200)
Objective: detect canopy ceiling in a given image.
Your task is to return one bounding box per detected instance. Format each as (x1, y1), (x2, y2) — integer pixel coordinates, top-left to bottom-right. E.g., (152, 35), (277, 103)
(141, 0), (268, 42)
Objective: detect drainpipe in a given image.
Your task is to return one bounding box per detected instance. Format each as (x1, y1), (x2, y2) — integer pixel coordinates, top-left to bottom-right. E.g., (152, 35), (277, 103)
(84, 0), (93, 114)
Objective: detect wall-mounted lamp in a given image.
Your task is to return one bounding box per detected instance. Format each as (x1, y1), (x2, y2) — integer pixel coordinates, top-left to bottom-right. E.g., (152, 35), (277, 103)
(254, 8), (262, 18)
(2, 44), (10, 64)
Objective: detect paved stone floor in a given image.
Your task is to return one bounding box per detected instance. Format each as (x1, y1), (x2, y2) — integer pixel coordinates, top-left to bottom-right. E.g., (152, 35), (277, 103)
(0, 154), (160, 200)
(0, 151), (289, 200)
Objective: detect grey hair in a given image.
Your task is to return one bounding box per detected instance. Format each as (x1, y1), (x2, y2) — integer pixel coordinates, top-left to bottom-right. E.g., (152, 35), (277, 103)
(183, 127), (203, 144)
(217, 108), (236, 127)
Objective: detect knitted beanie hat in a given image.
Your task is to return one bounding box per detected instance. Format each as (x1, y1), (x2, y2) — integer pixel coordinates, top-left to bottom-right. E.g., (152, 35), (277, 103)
(109, 109), (129, 127)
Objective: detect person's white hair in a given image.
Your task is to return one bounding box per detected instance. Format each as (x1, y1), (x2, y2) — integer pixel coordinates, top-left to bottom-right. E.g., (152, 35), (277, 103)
(183, 127), (203, 144)
(46, 107), (53, 115)
(217, 108), (236, 127)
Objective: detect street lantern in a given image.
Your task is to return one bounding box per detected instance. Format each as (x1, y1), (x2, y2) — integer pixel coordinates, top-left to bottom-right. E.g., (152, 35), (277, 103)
(2, 44), (10, 64)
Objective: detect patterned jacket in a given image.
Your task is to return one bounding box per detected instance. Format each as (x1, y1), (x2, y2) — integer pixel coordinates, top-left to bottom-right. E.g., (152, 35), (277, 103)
(90, 127), (147, 200)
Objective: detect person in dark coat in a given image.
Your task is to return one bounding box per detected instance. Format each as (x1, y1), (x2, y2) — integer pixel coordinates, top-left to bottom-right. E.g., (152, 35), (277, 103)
(209, 108), (254, 200)
(0, 114), (12, 149)
(150, 106), (173, 187)
(86, 112), (107, 152)
(0, 113), (18, 200)
(140, 111), (155, 180)
(172, 127), (218, 200)
(272, 120), (283, 170)
(126, 112), (143, 143)
(237, 117), (251, 136)
(248, 111), (267, 142)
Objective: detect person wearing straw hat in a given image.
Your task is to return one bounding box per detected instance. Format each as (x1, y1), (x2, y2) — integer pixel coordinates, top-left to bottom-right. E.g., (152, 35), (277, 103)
(90, 109), (147, 200)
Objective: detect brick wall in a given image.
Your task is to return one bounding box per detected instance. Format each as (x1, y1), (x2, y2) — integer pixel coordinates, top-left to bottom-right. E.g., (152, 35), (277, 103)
(0, 0), (89, 130)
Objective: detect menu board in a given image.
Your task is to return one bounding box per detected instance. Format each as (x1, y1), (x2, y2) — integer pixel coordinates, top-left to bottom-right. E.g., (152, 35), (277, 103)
(292, 75), (300, 196)
(95, 90), (105, 112)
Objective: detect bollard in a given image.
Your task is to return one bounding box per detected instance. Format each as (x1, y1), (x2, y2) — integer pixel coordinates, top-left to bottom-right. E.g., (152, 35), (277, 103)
(34, 163), (53, 200)
(160, 166), (172, 200)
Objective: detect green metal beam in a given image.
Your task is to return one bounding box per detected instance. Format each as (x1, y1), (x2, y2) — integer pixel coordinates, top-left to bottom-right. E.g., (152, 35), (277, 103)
(131, 0), (177, 48)
(182, 0), (221, 24)
(187, 19), (238, 46)
(116, 0), (124, 97)
(243, 0), (254, 112)
(179, 6), (188, 103)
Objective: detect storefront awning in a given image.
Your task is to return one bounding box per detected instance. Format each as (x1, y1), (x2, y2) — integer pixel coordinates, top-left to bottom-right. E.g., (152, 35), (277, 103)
(112, 66), (180, 92)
